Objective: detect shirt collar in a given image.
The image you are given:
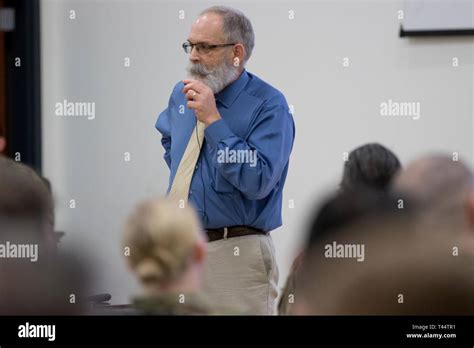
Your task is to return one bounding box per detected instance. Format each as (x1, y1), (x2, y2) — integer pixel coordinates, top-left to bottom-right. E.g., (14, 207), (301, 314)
(214, 69), (249, 108)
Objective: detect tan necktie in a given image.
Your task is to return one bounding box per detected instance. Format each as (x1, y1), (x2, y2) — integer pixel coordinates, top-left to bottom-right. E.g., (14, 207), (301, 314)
(168, 120), (205, 203)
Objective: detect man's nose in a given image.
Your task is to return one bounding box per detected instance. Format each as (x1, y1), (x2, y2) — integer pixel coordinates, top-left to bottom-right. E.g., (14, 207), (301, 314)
(189, 47), (200, 62)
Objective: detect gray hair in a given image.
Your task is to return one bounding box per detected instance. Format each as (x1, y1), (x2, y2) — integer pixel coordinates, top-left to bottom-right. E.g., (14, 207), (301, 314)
(392, 154), (473, 232)
(200, 6), (255, 64)
(393, 155), (472, 205)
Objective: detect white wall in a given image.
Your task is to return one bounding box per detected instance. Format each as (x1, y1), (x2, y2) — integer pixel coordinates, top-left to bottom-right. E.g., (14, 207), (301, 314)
(41, 0), (473, 304)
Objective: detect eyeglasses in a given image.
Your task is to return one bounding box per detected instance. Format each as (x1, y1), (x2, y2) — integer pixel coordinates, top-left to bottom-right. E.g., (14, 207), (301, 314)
(182, 41), (236, 54)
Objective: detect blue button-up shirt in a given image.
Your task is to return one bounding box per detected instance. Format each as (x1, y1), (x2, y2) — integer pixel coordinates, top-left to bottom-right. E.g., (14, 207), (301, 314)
(155, 69), (295, 231)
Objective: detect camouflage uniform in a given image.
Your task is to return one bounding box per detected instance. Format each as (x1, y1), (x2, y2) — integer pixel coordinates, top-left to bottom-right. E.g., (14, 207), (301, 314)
(133, 292), (215, 315)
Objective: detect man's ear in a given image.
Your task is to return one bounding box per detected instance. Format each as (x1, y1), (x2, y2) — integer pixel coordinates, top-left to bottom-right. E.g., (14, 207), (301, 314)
(233, 44), (245, 64)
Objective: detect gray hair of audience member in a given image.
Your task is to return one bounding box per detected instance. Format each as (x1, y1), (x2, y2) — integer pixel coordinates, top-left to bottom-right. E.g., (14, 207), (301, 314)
(0, 156), (55, 248)
(122, 198), (205, 292)
(293, 217), (474, 315)
(200, 6), (255, 65)
(392, 154), (474, 232)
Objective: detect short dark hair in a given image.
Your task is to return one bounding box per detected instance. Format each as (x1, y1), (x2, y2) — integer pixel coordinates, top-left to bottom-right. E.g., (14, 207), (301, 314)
(297, 222), (474, 315)
(341, 143), (401, 192)
(306, 188), (410, 248)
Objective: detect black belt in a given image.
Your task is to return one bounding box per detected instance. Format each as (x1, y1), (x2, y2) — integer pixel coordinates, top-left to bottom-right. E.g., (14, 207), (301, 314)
(205, 226), (267, 242)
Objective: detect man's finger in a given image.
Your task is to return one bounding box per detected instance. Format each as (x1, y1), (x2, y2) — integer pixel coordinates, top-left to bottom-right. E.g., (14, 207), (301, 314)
(183, 83), (197, 95)
(182, 79), (197, 85)
(187, 100), (198, 109)
(182, 80), (205, 94)
(182, 80), (200, 92)
(186, 90), (198, 101)
(183, 83), (204, 95)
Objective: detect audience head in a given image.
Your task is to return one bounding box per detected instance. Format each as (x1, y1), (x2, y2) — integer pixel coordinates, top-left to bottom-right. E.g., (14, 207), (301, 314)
(0, 251), (91, 315)
(392, 154), (474, 234)
(307, 188), (410, 249)
(294, 218), (474, 315)
(0, 156), (56, 251)
(341, 143), (401, 192)
(123, 198), (207, 295)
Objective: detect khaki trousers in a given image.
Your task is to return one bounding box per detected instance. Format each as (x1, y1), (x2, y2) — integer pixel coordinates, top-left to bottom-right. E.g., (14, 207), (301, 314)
(202, 233), (279, 315)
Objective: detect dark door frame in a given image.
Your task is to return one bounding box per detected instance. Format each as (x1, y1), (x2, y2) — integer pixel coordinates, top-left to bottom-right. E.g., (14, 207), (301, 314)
(4, 0), (42, 172)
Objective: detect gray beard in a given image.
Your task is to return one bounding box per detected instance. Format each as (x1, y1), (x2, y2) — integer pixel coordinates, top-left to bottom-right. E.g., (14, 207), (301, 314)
(186, 60), (240, 94)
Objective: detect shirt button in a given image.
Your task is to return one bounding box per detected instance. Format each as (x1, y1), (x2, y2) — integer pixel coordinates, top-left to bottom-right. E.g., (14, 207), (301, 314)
(195, 165), (198, 170)
(189, 190), (193, 195)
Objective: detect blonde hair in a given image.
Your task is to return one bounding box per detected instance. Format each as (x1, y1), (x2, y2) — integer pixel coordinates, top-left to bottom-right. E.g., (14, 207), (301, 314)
(123, 198), (202, 288)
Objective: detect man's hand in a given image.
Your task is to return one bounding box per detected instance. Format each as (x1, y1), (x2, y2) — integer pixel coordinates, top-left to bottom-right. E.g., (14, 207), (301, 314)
(182, 79), (221, 126)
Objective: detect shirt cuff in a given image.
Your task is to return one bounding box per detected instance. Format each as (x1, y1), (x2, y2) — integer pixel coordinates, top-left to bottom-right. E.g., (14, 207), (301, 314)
(204, 119), (234, 148)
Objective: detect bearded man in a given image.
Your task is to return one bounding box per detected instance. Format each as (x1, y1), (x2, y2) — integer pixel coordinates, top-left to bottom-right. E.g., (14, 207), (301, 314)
(155, 6), (295, 315)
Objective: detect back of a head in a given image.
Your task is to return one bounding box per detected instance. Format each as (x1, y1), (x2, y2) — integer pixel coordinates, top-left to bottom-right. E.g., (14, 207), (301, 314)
(307, 188), (410, 249)
(392, 154), (473, 231)
(122, 198), (203, 292)
(295, 219), (474, 315)
(0, 251), (91, 315)
(0, 156), (54, 248)
(282, 189), (412, 315)
(341, 143), (401, 192)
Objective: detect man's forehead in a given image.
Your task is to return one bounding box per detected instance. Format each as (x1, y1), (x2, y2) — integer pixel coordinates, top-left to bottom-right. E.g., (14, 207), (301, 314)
(188, 13), (224, 42)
